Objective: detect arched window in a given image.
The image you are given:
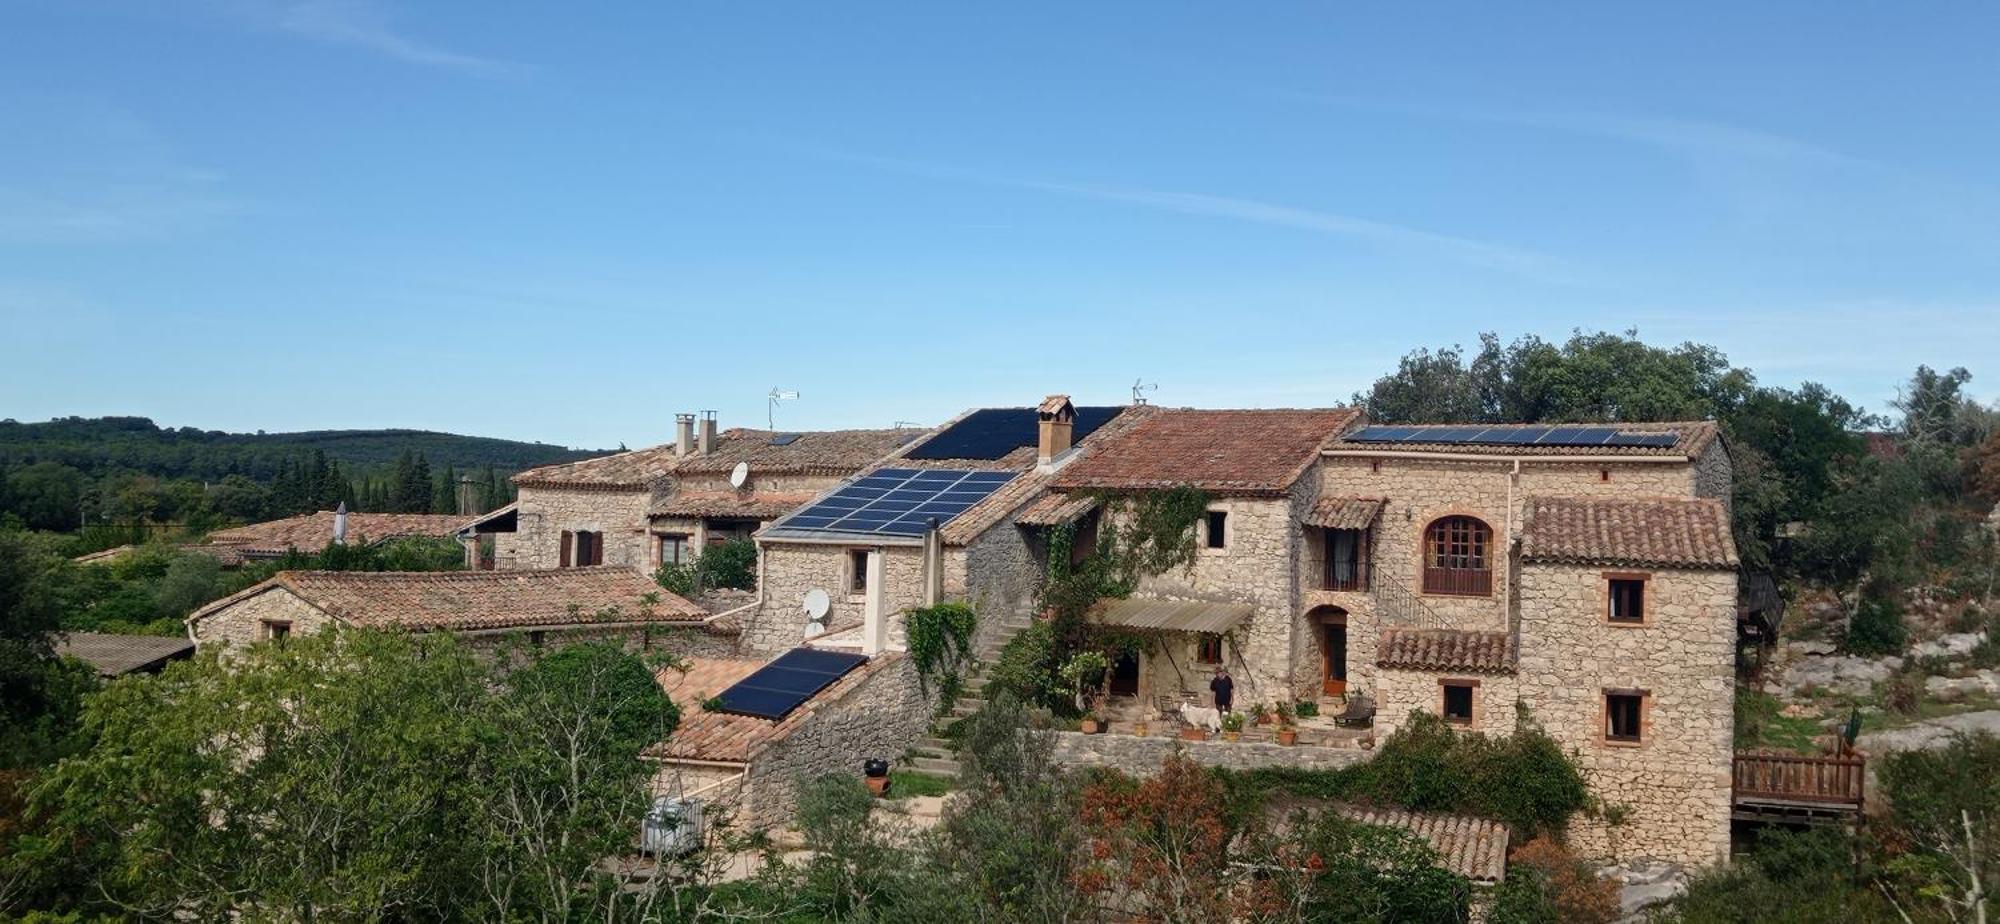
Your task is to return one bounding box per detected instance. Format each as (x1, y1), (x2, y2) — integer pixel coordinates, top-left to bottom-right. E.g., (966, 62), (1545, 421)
(1423, 516), (1493, 596)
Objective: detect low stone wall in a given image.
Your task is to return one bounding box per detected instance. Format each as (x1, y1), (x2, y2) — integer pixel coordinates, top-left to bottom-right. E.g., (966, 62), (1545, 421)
(1050, 730), (1370, 775)
(741, 653), (937, 826)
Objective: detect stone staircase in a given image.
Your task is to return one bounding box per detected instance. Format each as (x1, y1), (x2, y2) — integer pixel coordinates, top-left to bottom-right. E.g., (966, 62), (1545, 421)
(905, 612), (1035, 777)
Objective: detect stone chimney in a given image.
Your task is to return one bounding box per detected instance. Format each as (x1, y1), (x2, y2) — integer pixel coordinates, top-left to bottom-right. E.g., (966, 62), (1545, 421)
(698, 410), (718, 456)
(456, 476), (480, 516)
(675, 413), (696, 456)
(333, 501), (349, 545)
(1037, 394), (1076, 466)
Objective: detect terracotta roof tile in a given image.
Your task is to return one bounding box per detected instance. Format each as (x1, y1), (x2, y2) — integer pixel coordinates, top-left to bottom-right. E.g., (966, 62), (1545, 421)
(1520, 496), (1738, 570)
(515, 428), (919, 489)
(1014, 492), (1099, 527)
(652, 652), (906, 763)
(1052, 408), (1360, 496)
(1377, 628), (1516, 674)
(1302, 496), (1384, 529)
(649, 490), (821, 520)
(205, 511), (471, 555)
(1325, 420), (1719, 458)
(188, 567), (709, 633)
(56, 632), (193, 676)
(1337, 807), (1510, 884)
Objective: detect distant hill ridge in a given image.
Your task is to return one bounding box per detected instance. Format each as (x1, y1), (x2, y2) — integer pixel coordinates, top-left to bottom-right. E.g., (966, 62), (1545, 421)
(0, 416), (611, 479)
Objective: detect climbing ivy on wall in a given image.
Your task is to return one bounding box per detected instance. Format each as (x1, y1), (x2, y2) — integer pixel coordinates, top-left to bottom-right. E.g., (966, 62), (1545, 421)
(906, 601), (977, 715)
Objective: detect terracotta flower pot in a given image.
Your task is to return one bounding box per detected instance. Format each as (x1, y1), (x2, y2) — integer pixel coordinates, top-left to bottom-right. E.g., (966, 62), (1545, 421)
(1222, 731), (1241, 742)
(1180, 726), (1209, 742)
(1132, 722), (1149, 737)
(865, 775), (891, 797)
(1256, 714), (1275, 726)
(1276, 728), (1299, 746)
(1080, 718), (1101, 734)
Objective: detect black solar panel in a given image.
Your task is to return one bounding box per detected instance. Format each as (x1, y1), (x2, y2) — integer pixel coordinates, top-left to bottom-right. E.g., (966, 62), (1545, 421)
(1347, 424), (1687, 448)
(768, 433), (802, 446)
(715, 648), (869, 720)
(779, 467), (1017, 537)
(905, 406), (1126, 460)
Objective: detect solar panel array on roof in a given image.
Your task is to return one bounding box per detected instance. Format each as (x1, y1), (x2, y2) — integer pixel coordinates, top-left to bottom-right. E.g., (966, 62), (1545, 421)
(779, 468), (1017, 537)
(904, 406), (1125, 461)
(714, 648), (869, 719)
(1346, 425), (1683, 448)
(768, 433), (802, 446)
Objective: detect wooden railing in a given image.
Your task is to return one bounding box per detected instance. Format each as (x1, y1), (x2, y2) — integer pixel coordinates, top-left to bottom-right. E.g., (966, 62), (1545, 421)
(1422, 566), (1492, 596)
(1732, 752), (1865, 809)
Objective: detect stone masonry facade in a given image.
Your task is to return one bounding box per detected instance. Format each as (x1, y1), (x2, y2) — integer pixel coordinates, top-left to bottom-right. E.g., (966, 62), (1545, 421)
(503, 486), (657, 572)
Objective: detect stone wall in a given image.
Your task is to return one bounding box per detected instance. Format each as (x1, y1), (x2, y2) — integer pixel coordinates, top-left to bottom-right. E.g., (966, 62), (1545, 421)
(961, 517), (1049, 655)
(1128, 495), (1301, 706)
(1371, 668), (1521, 739)
(742, 542), (929, 655)
(1514, 563), (1736, 867)
(739, 654), (936, 826)
(1050, 730), (1369, 775)
(502, 486), (657, 572)
(188, 587), (338, 649)
(1693, 440), (1734, 509)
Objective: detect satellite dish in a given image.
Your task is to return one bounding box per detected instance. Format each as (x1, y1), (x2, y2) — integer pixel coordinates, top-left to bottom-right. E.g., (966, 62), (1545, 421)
(729, 462), (750, 489)
(802, 621), (826, 639)
(803, 588), (831, 621)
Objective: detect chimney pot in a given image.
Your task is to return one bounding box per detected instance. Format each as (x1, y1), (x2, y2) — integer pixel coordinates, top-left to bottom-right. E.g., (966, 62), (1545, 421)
(333, 501), (349, 545)
(698, 410), (718, 455)
(675, 413), (696, 456)
(1037, 394), (1075, 466)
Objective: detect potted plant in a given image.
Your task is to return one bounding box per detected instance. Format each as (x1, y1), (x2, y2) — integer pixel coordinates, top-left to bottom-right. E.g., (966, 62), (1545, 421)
(863, 758), (892, 796)
(1179, 723), (1209, 742)
(1080, 712), (1103, 735)
(1295, 701), (1320, 719)
(1220, 712), (1245, 742)
(1132, 719), (1149, 737)
(1275, 703), (1299, 746)
(1251, 703), (1272, 726)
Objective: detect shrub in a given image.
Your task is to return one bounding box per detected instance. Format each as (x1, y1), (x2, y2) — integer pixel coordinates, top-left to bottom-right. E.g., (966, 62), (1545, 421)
(652, 538), (758, 597)
(1661, 827), (1886, 923)
(1489, 838), (1619, 924)
(1845, 588), (1908, 656)
(985, 620), (1059, 712)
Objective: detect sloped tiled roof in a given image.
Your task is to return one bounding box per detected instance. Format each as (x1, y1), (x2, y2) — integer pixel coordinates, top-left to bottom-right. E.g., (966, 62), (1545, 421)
(937, 405), (1162, 545)
(1520, 496), (1738, 570)
(1377, 628), (1516, 674)
(1013, 492), (1099, 527)
(1302, 496), (1384, 529)
(514, 428), (918, 489)
(652, 652), (904, 763)
(650, 490), (821, 520)
(1052, 408), (1360, 496)
(1324, 420), (1719, 459)
(188, 567), (709, 633)
(204, 512), (472, 554)
(1337, 807), (1510, 884)
(56, 632), (193, 676)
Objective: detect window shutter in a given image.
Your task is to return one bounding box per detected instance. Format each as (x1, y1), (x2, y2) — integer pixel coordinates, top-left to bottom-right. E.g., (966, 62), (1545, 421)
(560, 530), (573, 568)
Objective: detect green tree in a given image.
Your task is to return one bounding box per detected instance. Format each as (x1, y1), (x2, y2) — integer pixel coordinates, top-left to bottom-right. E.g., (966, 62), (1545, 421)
(0, 530), (96, 769)
(433, 464), (458, 516)
(4, 464), (83, 532)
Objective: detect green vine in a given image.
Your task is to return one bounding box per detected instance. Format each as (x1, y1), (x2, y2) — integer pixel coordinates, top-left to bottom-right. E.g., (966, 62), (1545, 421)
(906, 601), (977, 715)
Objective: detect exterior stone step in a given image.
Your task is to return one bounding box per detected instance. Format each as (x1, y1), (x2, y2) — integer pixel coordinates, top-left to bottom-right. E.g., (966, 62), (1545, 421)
(912, 736), (954, 757)
(908, 756), (961, 775)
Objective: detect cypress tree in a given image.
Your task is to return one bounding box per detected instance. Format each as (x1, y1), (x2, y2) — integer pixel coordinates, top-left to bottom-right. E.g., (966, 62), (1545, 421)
(433, 464), (457, 515)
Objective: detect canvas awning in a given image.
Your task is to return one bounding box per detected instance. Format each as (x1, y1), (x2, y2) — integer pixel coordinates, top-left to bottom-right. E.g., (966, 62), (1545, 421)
(1093, 597), (1252, 634)
(1303, 496), (1385, 529)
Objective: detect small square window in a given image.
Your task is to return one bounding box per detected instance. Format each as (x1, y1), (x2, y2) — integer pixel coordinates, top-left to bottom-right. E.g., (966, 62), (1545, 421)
(1608, 578), (1646, 624)
(1205, 511), (1228, 549)
(849, 550), (870, 594)
(1196, 633), (1224, 664)
(1442, 682), (1474, 725)
(261, 620), (290, 644)
(1606, 692), (1644, 743)
(659, 534), (691, 567)
(529, 630), (547, 648)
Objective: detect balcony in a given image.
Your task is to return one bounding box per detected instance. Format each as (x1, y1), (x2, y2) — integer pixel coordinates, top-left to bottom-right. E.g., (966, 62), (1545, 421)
(1422, 566), (1492, 597)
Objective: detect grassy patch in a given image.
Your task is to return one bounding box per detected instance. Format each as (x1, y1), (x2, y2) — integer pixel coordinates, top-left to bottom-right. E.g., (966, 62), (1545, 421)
(1734, 688), (1825, 753)
(888, 770), (956, 799)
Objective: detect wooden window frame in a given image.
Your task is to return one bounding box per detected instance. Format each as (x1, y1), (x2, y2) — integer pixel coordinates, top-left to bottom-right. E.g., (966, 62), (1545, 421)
(658, 533), (692, 568)
(1195, 633), (1225, 665)
(1204, 510), (1228, 550)
(1602, 688), (1650, 747)
(1604, 572), (1650, 626)
(848, 549), (870, 596)
(1439, 678), (1479, 728)
(1421, 515), (1493, 596)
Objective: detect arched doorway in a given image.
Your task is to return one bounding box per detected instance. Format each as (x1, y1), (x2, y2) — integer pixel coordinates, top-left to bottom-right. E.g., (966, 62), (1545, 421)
(1309, 606), (1348, 696)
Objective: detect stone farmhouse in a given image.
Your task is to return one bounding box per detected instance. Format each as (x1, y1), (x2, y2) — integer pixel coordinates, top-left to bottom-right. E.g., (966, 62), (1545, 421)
(75, 507), (473, 568)
(488, 413), (916, 573)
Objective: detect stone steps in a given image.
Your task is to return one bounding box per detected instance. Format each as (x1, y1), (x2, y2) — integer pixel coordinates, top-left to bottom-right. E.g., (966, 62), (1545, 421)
(908, 756), (962, 775)
(909, 614), (1039, 781)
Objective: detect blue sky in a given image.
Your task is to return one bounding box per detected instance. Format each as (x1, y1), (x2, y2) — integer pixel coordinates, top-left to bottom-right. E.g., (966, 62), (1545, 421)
(3, 2), (1998, 449)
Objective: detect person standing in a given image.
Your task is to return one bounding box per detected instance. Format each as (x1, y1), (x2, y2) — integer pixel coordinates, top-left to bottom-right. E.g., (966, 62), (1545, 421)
(1209, 666), (1234, 713)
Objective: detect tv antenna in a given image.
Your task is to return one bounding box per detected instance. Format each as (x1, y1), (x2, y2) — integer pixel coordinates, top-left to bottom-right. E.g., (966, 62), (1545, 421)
(767, 388), (799, 429)
(1131, 378), (1159, 406)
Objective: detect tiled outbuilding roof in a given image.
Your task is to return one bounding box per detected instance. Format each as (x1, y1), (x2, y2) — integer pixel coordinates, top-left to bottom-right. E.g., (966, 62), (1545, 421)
(650, 490), (821, 520)
(1052, 408), (1360, 496)
(1302, 496), (1385, 529)
(1337, 807), (1510, 884)
(187, 567), (709, 634)
(1324, 420), (1719, 459)
(204, 512), (472, 554)
(652, 652), (904, 763)
(1377, 628), (1516, 674)
(514, 428), (918, 489)
(56, 632), (194, 676)
(1520, 496), (1738, 570)
(1013, 492), (1100, 527)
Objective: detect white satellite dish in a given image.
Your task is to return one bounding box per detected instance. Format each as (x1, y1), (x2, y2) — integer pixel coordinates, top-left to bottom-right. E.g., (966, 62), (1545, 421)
(802, 621), (826, 639)
(802, 588), (831, 621)
(729, 462), (750, 489)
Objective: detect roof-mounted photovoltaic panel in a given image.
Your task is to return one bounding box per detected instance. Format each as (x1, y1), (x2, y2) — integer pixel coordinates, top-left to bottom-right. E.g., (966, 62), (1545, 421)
(779, 467), (1018, 537)
(905, 406), (1126, 460)
(1346, 424), (1687, 449)
(768, 433), (802, 446)
(714, 648), (869, 719)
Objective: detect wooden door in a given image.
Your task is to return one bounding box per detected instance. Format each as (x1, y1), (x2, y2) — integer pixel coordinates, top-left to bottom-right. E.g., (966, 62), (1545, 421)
(1322, 623), (1348, 696)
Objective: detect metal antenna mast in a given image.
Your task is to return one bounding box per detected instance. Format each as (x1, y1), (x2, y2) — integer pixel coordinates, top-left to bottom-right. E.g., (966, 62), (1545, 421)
(767, 388), (799, 429)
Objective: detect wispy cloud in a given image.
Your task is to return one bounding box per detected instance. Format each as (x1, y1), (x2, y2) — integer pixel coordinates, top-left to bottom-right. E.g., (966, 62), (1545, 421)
(822, 151), (1581, 284)
(212, 0), (513, 75)
(0, 97), (238, 244)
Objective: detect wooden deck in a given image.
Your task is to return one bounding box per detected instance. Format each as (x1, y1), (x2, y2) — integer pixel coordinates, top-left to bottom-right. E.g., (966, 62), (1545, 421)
(1731, 752), (1865, 823)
